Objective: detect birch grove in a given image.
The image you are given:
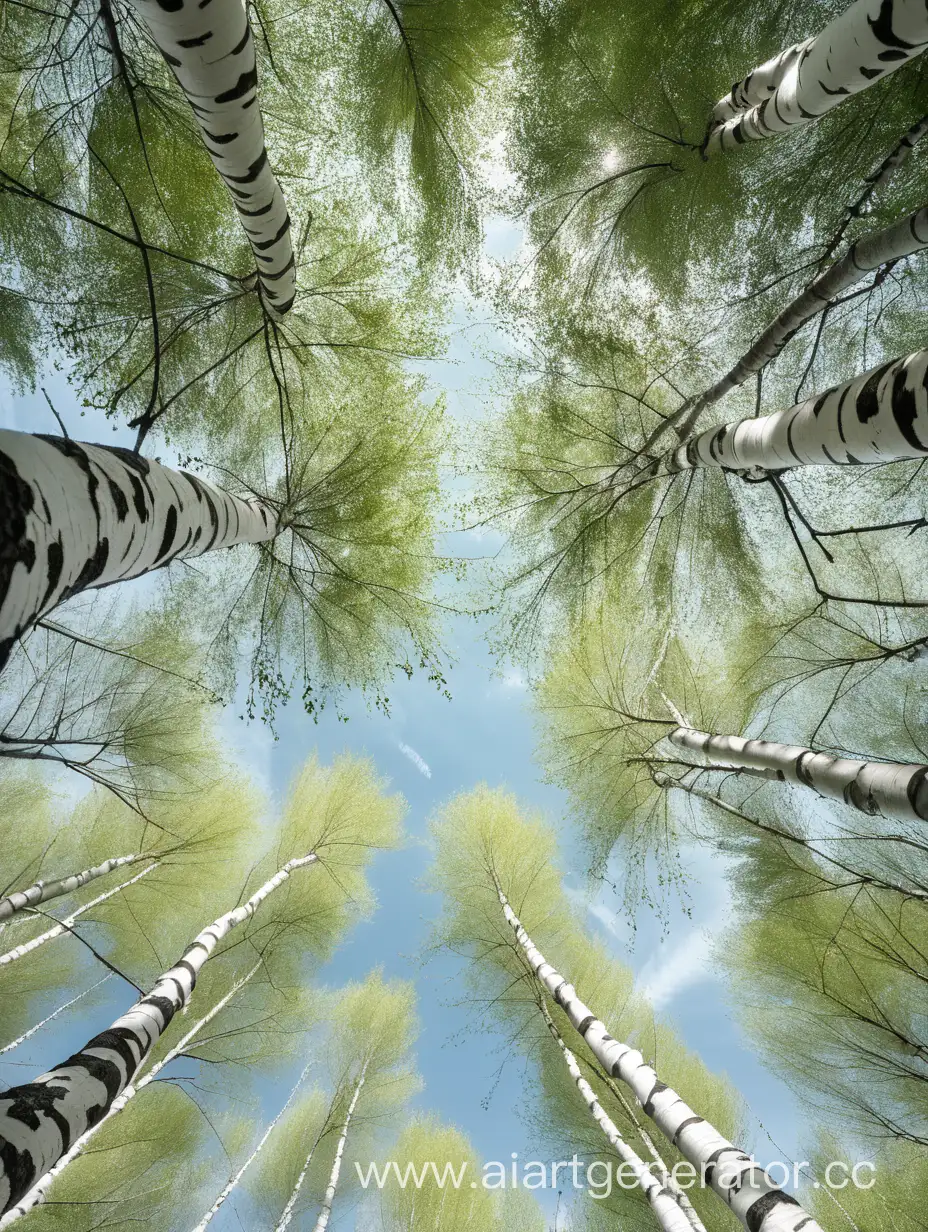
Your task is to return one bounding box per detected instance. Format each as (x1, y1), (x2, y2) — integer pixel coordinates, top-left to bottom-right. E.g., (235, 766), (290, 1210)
(5, 0), (928, 1224)
(535, 996), (694, 1232)
(0, 861), (158, 966)
(666, 202), (928, 444)
(497, 883), (818, 1232)
(0, 853), (145, 922)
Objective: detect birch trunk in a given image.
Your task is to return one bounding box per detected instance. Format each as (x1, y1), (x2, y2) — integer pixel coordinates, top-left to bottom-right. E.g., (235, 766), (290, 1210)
(311, 1061), (368, 1232)
(709, 39), (814, 124)
(6, 960), (263, 1219)
(0, 976), (112, 1056)
(0, 861), (159, 966)
(537, 997), (693, 1232)
(667, 349), (928, 472)
(0, 855), (316, 1218)
(705, 0), (928, 154)
(492, 877), (822, 1232)
(671, 204), (928, 442)
(669, 727), (928, 821)
(0, 430), (277, 670)
(123, 0), (296, 314)
(0, 854), (143, 922)
(653, 771), (928, 901)
(191, 1056), (313, 1231)
(591, 1059), (707, 1232)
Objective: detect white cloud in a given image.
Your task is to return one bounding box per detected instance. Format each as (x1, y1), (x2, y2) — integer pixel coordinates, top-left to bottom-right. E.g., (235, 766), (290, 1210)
(636, 901), (730, 1010)
(397, 741), (432, 779)
(501, 669), (527, 690)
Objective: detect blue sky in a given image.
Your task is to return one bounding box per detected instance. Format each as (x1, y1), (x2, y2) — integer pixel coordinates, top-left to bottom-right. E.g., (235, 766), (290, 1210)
(0, 217), (812, 1229)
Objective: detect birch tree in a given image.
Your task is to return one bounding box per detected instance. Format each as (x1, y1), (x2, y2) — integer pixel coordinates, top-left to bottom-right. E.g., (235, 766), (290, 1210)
(307, 974), (419, 1232)
(704, 0), (928, 155)
(535, 602), (928, 909)
(0, 392), (448, 721)
(429, 787), (759, 1232)
(122, 0), (297, 315)
(665, 349), (928, 472)
(505, 0), (928, 311)
(0, 748), (404, 1219)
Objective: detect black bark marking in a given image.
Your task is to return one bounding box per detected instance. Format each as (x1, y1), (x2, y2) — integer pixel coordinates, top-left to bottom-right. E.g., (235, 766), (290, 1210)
(745, 1190), (801, 1232)
(889, 363), (928, 451)
(226, 149), (268, 185)
(868, 1), (920, 51)
(215, 67), (257, 105)
(107, 477), (129, 521)
(236, 199), (273, 217)
(229, 25), (251, 56)
(0, 1137), (36, 1213)
(40, 539), (64, 612)
(60, 538), (110, 602)
(177, 31), (212, 46)
(576, 1015), (596, 1037)
(0, 449), (38, 664)
(671, 1114), (704, 1146)
(153, 506), (178, 565)
(37, 436), (101, 533)
(262, 254), (296, 281)
(253, 215), (292, 250)
(856, 360), (895, 424)
(642, 1079), (668, 1116)
(845, 774), (880, 816)
(906, 766), (928, 819)
(794, 751), (816, 787)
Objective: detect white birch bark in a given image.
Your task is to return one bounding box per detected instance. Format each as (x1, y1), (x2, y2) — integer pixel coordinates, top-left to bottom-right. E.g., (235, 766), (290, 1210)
(7, 960), (263, 1219)
(0, 855), (316, 1219)
(669, 727), (928, 821)
(0, 862), (159, 966)
(710, 39), (814, 125)
(537, 997), (693, 1232)
(705, 0), (928, 154)
(0, 430), (277, 670)
(191, 1056), (313, 1231)
(123, 0), (296, 314)
(492, 877), (822, 1232)
(667, 349), (928, 471)
(591, 1058), (707, 1232)
(0, 854), (142, 922)
(311, 1061), (368, 1232)
(0, 976), (113, 1056)
(672, 204), (928, 441)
